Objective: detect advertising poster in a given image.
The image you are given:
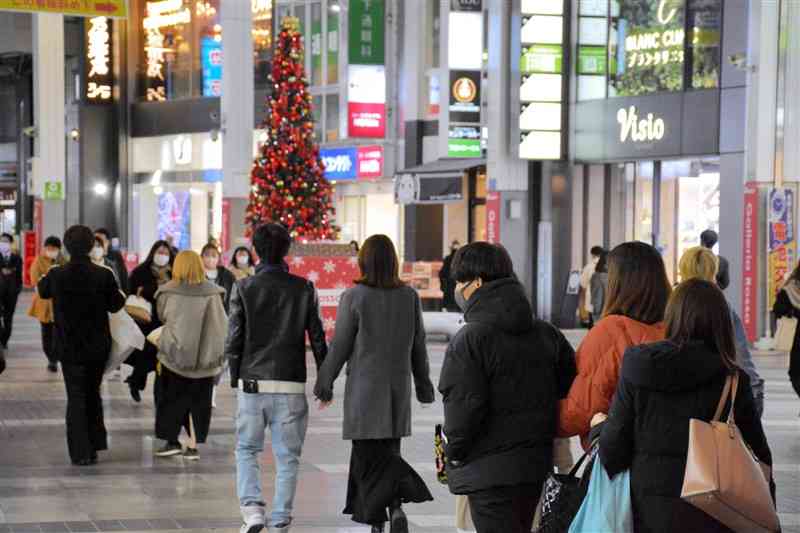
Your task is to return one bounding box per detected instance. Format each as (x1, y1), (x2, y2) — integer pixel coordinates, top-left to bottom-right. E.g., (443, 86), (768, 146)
(221, 199), (231, 252)
(158, 191), (191, 251)
(201, 36), (223, 97)
(486, 191), (501, 244)
(768, 188), (795, 309)
(742, 183), (758, 342)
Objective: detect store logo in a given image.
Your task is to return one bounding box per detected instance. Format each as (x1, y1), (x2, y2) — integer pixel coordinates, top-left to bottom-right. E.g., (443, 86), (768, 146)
(452, 77), (478, 104)
(657, 0), (679, 25)
(617, 106), (666, 143)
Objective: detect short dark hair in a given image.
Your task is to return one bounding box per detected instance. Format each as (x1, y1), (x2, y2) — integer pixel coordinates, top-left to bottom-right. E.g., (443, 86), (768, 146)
(231, 246), (254, 267)
(253, 223), (291, 265)
(44, 236), (62, 249)
(595, 250), (609, 273)
(700, 229), (718, 249)
(603, 241), (672, 324)
(95, 228), (110, 240)
(201, 243), (220, 256)
(63, 225), (95, 258)
(451, 242), (514, 283)
(590, 246), (605, 257)
(355, 235), (403, 289)
(0, 233), (13, 243)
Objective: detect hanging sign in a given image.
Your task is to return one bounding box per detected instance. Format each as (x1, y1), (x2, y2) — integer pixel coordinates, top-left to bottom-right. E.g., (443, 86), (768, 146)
(768, 188), (796, 308)
(449, 70), (481, 124)
(85, 16), (113, 102)
(742, 182), (758, 342)
(0, 0), (128, 17)
(143, 0), (191, 101)
(486, 191), (501, 244)
(348, 0), (385, 65)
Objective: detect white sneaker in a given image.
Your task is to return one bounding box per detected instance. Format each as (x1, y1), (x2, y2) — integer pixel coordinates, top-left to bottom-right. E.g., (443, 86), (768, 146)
(212, 387), (218, 408)
(240, 505), (265, 533)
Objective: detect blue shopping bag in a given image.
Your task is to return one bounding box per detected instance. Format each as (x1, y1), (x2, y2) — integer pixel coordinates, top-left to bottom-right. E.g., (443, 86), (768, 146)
(568, 453), (633, 533)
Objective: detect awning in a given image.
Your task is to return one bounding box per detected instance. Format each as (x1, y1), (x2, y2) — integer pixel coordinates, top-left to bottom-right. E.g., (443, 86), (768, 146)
(395, 158), (485, 205)
(397, 158), (486, 178)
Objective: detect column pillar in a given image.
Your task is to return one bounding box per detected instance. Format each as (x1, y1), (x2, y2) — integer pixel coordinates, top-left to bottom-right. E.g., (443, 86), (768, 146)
(33, 13), (66, 239)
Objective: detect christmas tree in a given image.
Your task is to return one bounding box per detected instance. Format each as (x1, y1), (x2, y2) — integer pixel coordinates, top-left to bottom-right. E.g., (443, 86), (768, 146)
(246, 17), (338, 241)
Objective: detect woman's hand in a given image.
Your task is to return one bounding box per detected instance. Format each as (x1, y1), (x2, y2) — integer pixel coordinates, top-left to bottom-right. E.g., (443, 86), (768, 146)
(317, 399), (332, 411)
(591, 413), (608, 427)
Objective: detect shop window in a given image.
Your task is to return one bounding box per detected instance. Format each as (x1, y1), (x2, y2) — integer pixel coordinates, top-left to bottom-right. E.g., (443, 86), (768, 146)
(253, 0), (274, 89)
(310, 2), (323, 86)
(312, 94), (323, 141)
(633, 162), (654, 244)
(677, 171), (719, 267)
(325, 93), (340, 142)
(687, 0), (721, 90)
(327, 5), (339, 84)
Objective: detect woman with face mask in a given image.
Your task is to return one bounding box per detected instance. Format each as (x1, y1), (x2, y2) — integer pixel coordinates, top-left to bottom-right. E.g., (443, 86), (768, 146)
(228, 246), (255, 281)
(0, 233), (23, 350)
(28, 236), (66, 372)
(90, 237), (122, 288)
(124, 241), (175, 403)
(201, 244), (236, 313)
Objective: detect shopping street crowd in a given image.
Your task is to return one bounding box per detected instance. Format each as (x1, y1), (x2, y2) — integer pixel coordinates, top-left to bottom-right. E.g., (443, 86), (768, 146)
(0, 223), (791, 533)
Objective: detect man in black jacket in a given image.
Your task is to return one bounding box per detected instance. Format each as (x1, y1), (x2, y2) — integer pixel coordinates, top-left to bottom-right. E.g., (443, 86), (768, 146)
(0, 233), (23, 348)
(438, 243), (576, 533)
(700, 229), (730, 290)
(95, 228), (129, 294)
(38, 225), (125, 466)
(225, 223), (327, 533)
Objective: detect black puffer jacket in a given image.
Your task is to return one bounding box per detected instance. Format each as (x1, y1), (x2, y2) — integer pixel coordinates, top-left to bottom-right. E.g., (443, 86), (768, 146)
(438, 278), (576, 494)
(600, 340), (772, 533)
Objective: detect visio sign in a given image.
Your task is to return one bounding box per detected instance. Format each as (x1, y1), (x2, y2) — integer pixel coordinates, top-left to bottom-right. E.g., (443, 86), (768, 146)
(617, 106), (666, 143)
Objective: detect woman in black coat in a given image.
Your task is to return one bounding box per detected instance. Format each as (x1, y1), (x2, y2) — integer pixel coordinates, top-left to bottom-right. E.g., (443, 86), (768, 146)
(124, 240), (175, 402)
(599, 279), (773, 533)
(438, 242), (577, 533)
(773, 262), (800, 397)
(201, 243), (236, 313)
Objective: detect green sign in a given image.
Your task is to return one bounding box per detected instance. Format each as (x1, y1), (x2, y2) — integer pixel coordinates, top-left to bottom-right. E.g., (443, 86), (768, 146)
(44, 181), (64, 201)
(521, 44), (563, 74)
(311, 15), (323, 84)
(448, 139), (481, 158)
(348, 0), (385, 65)
(578, 46), (607, 75)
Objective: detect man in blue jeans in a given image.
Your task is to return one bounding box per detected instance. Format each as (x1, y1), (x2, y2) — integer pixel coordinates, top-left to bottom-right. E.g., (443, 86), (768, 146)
(225, 224), (328, 533)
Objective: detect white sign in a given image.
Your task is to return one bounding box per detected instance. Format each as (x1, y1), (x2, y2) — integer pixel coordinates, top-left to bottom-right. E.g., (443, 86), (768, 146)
(617, 106), (666, 143)
(86, 17), (112, 101)
(347, 65), (386, 104)
(657, 0), (679, 25)
(323, 155), (353, 173)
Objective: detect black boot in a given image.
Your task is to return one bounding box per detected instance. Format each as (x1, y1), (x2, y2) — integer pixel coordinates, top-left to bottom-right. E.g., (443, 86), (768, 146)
(389, 499), (407, 533)
(370, 525), (384, 533)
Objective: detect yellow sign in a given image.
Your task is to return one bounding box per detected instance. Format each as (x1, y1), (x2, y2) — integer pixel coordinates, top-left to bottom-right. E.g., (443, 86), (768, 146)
(0, 0), (127, 18)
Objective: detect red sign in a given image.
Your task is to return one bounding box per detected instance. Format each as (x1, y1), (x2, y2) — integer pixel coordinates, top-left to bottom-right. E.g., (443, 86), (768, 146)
(33, 199), (43, 254)
(22, 231), (37, 288)
(742, 182), (759, 342)
(287, 255), (360, 339)
(356, 145), (384, 179)
(348, 102), (386, 138)
(221, 199), (231, 252)
(486, 191), (501, 244)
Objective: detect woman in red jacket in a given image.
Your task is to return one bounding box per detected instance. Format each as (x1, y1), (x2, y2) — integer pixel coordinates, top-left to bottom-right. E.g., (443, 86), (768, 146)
(558, 241), (671, 445)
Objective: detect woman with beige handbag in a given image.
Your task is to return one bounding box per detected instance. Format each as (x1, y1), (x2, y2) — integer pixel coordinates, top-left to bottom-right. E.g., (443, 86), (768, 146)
(597, 279), (774, 532)
(774, 264), (800, 397)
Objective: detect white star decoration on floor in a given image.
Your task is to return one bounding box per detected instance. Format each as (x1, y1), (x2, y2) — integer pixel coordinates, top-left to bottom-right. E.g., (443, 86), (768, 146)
(323, 317), (336, 330)
(323, 261), (336, 273)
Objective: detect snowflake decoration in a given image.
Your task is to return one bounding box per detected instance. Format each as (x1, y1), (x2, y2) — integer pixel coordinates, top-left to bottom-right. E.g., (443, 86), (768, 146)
(307, 270), (320, 283)
(323, 317), (336, 331)
(323, 260), (336, 273)
(291, 257), (305, 267)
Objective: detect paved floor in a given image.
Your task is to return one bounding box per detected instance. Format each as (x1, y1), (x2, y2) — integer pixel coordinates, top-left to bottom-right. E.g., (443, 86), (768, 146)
(1, 293), (799, 532)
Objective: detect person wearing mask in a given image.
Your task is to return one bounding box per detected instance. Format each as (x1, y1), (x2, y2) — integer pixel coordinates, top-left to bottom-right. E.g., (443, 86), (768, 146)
(38, 225), (126, 465)
(314, 235), (436, 533)
(229, 246), (256, 281)
(95, 228), (129, 293)
(226, 223), (328, 533)
(700, 229), (729, 290)
(559, 241), (671, 445)
(589, 250), (608, 325)
(598, 279), (772, 532)
(201, 243), (236, 313)
(579, 246), (604, 328)
(125, 241), (175, 403)
(28, 236), (66, 372)
(439, 240), (461, 312)
(680, 246), (765, 416)
(438, 243), (577, 533)
(0, 233), (22, 349)
(774, 260), (800, 398)
(91, 237), (122, 287)
(152, 251), (227, 459)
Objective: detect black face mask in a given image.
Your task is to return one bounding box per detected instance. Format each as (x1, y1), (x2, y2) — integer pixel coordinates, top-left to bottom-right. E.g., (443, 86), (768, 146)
(455, 280), (474, 312)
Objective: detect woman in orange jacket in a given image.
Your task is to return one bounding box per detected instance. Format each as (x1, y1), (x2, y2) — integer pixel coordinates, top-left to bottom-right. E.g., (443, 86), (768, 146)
(28, 236), (66, 372)
(558, 241), (671, 445)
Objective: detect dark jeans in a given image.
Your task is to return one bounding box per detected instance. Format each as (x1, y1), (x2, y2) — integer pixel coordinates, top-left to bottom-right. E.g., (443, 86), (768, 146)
(467, 484), (541, 533)
(61, 362), (107, 463)
(41, 322), (56, 364)
(0, 290), (18, 347)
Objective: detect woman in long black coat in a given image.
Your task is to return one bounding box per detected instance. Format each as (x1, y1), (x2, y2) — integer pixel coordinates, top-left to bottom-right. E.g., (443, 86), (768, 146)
(600, 279), (773, 533)
(124, 240), (175, 402)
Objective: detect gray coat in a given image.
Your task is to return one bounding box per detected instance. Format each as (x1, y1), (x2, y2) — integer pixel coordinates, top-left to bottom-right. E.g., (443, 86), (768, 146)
(314, 284), (435, 440)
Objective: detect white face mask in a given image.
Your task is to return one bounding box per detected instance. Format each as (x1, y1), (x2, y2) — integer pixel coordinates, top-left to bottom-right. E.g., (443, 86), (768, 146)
(45, 250), (59, 260)
(206, 269), (218, 280)
(0, 242), (10, 254)
(153, 253), (170, 267)
(236, 255), (250, 267)
(90, 247), (104, 261)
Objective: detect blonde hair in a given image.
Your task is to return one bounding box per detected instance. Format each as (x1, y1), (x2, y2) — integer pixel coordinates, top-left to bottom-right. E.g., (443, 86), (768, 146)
(679, 246), (718, 283)
(172, 250), (206, 284)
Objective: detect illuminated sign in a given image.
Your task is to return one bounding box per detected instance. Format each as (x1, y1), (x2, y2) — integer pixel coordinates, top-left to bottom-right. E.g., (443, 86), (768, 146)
(449, 70), (481, 123)
(85, 16), (113, 102)
(617, 106), (666, 143)
(657, 0), (679, 24)
(144, 0), (191, 102)
(0, 0), (127, 17)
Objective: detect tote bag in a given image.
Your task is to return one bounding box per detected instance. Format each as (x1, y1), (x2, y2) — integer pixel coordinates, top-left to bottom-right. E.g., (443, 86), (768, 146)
(775, 316), (797, 352)
(568, 453), (633, 533)
(533, 445), (597, 533)
(106, 310), (146, 374)
(681, 373), (780, 533)
(125, 294), (152, 324)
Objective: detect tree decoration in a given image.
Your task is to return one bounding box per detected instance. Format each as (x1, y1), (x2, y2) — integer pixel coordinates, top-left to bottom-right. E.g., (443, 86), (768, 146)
(245, 16), (339, 242)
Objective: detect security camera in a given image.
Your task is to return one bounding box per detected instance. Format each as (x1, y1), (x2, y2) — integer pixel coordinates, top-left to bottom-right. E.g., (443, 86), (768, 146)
(728, 53), (756, 72)
(210, 111), (220, 122)
(210, 128), (220, 142)
(22, 126), (37, 138)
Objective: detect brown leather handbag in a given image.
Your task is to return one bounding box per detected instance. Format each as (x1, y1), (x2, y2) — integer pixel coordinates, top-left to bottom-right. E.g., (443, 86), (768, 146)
(681, 373), (780, 533)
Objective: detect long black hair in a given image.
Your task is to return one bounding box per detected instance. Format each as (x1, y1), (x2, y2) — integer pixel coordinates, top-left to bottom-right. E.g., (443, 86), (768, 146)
(231, 246), (255, 268)
(141, 240), (176, 270)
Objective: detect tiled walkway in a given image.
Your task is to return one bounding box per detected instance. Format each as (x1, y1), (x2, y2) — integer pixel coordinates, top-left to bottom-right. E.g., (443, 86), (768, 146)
(1, 294), (799, 532)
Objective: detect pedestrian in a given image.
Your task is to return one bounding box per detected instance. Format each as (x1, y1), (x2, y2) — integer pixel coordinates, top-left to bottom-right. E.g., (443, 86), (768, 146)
(579, 246), (604, 328)
(37, 225), (125, 466)
(439, 240), (461, 312)
(349, 240), (360, 253)
(314, 235), (437, 533)
(679, 246), (765, 416)
(91, 237), (122, 287)
(700, 229), (729, 290)
(559, 241), (671, 445)
(598, 279), (772, 532)
(152, 251), (227, 460)
(226, 223), (328, 533)
(0, 233), (23, 349)
(589, 249), (608, 324)
(773, 261), (800, 398)
(95, 228), (129, 293)
(28, 236), (66, 372)
(124, 240), (175, 403)
(229, 246), (256, 281)
(202, 243), (236, 312)
(438, 242), (577, 533)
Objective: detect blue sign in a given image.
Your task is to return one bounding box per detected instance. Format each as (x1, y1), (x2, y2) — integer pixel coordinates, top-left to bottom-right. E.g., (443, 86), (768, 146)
(201, 37), (223, 97)
(320, 147), (357, 181)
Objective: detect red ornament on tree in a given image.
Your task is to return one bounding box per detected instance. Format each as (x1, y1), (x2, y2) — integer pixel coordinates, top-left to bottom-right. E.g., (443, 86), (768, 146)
(246, 16), (338, 241)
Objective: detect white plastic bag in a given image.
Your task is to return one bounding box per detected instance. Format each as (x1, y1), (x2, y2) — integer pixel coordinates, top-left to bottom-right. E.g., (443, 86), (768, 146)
(106, 310), (146, 375)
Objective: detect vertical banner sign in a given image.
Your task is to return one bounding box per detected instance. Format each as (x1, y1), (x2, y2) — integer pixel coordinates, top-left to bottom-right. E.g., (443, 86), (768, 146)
(22, 232), (37, 289)
(486, 191), (501, 244)
(768, 188), (796, 309)
(348, 0), (385, 65)
(221, 199), (231, 252)
(200, 36), (223, 97)
(33, 198), (43, 253)
(348, 0), (386, 139)
(85, 17), (113, 102)
(742, 183), (759, 342)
